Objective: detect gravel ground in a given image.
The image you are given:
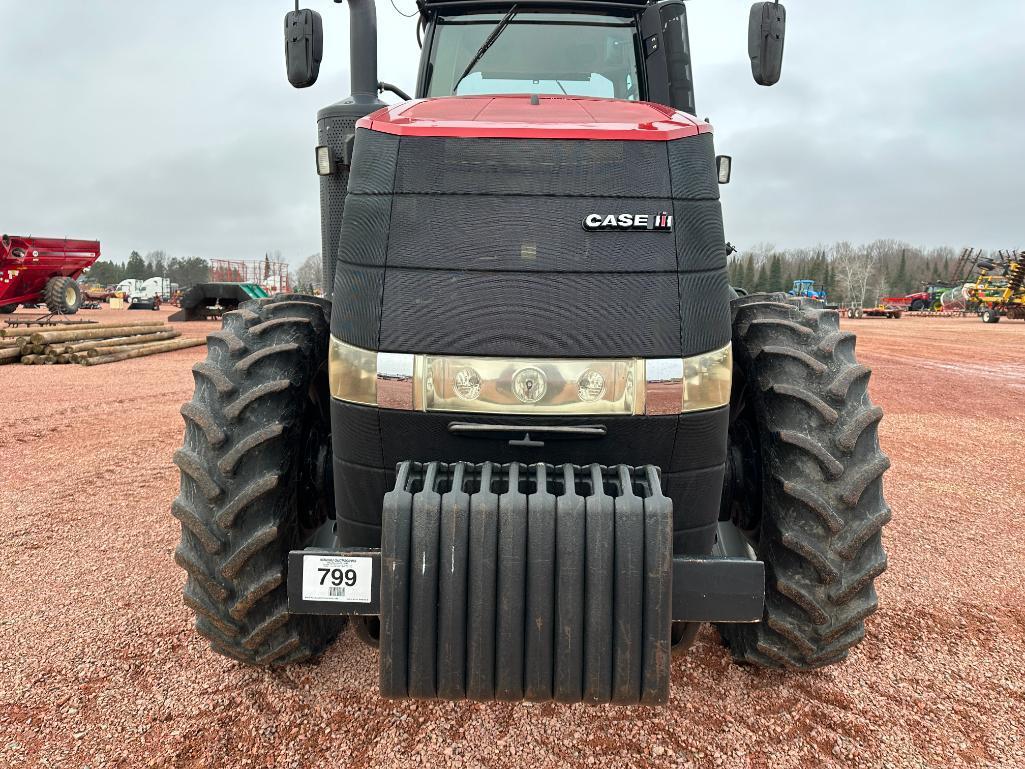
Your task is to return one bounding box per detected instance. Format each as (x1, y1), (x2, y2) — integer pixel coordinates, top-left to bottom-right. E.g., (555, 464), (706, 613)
(1, 308), (1023, 768)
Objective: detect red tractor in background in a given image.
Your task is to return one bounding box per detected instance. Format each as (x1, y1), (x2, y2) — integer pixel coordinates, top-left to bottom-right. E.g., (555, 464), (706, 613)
(0, 234), (101, 315)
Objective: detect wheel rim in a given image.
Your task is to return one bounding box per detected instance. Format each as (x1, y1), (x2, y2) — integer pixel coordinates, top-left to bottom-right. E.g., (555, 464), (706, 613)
(65, 285), (76, 306)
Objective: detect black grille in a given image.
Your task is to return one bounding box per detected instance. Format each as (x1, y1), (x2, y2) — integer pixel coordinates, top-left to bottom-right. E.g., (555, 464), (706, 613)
(394, 136), (673, 198)
(348, 129), (399, 194)
(385, 195), (678, 273)
(330, 264), (383, 351)
(330, 128), (731, 359)
(337, 194), (391, 267)
(379, 269), (684, 358)
(668, 132), (719, 200)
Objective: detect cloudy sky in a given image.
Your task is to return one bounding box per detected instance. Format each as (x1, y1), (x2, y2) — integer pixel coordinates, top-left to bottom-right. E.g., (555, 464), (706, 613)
(1, 1), (1022, 265)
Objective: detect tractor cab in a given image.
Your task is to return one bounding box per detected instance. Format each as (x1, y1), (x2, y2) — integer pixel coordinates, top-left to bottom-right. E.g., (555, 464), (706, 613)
(414, 0), (697, 115)
(285, 0), (786, 294)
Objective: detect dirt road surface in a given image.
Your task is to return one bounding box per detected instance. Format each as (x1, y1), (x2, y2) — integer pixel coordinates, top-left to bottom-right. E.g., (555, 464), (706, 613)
(1, 308), (1023, 768)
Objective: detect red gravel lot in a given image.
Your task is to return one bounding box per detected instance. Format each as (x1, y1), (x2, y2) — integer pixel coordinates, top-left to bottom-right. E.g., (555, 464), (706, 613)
(1, 308), (1023, 768)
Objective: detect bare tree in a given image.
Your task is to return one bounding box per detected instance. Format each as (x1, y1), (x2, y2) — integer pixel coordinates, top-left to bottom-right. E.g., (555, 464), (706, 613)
(832, 240), (882, 309)
(294, 252), (322, 295)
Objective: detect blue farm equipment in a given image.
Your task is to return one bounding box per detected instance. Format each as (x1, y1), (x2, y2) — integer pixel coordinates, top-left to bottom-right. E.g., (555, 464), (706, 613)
(788, 279), (827, 302)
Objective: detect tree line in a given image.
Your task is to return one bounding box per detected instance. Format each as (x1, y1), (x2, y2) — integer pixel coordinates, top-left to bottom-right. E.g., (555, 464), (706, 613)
(84, 250), (209, 288)
(728, 240), (988, 307)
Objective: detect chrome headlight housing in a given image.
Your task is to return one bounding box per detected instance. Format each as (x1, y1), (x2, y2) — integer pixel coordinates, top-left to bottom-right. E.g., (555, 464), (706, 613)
(329, 337), (732, 416)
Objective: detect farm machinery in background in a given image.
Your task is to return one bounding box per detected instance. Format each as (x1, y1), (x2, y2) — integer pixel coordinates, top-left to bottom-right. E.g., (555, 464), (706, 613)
(787, 279), (827, 302)
(893, 284), (950, 312)
(0, 234), (100, 316)
(954, 251), (1024, 323)
(880, 247), (984, 315)
(168, 259), (287, 321)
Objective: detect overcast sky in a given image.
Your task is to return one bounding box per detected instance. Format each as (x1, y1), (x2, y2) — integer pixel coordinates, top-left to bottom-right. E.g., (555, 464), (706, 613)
(1, 1), (1022, 265)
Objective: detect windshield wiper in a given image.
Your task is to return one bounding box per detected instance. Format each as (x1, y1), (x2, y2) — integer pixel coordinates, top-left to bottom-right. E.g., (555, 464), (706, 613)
(452, 4), (519, 94)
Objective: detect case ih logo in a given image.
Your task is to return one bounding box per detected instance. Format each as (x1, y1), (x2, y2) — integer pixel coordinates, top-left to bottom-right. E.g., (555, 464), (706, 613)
(582, 213), (674, 232)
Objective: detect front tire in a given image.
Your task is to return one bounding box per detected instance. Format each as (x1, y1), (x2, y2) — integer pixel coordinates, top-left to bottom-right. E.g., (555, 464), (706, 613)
(981, 308), (1001, 324)
(172, 295), (341, 665)
(44, 276), (82, 314)
(718, 294), (890, 669)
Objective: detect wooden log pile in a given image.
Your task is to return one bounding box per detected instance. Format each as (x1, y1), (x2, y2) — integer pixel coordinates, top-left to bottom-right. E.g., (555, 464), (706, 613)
(0, 320), (205, 366)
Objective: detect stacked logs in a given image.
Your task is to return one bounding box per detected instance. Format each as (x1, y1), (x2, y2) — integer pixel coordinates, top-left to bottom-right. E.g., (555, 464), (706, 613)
(0, 320), (204, 366)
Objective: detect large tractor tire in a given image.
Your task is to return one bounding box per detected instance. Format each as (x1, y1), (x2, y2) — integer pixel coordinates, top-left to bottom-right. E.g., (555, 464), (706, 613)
(44, 276), (82, 315)
(172, 295), (341, 665)
(908, 299), (927, 312)
(0, 304), (17, 314)
(718, 294), (890, 669)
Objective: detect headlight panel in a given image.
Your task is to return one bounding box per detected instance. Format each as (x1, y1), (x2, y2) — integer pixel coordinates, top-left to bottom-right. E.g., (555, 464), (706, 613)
(328, 337), (732, 416)
(419, 356), (641, 415)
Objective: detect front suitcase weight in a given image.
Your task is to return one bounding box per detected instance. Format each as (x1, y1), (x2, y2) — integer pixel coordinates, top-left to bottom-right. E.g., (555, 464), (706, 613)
(408, 463), (442, 699)
(553, 465), (586, 703)
(583, 464), (614, 704)
(376, 462), (677, 704)
(524, 465), (557, 701)
(612, 466), (645, 704)
(495, 464), (528, 701)
(379, 463), (414, 699)
(437, 463), (471, 700)
(466, 463), (499, 701)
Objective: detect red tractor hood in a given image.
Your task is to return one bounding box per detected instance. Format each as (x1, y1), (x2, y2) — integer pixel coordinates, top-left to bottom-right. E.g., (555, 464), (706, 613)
(357, 95), (711, 142)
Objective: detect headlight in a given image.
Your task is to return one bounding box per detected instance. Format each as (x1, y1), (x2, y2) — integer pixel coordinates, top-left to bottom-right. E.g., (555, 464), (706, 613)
(419, 356), (639, 415)
(681, 344), (732, 413)
(315, 145), (335, 176)
(328, 337), (731, 416)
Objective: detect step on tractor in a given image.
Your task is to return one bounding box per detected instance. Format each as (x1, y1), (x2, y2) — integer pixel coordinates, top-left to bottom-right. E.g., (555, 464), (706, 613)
(172, 0), (890, 705)
(0, 234), (100, 315)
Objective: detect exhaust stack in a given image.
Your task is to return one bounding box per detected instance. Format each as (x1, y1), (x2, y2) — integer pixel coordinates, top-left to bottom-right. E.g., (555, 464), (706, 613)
(341, 0), (380, 100)
(317, 0), (388, 301)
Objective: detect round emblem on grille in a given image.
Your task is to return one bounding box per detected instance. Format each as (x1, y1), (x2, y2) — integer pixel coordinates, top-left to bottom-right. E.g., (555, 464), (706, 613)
(512, 367), (547, 404)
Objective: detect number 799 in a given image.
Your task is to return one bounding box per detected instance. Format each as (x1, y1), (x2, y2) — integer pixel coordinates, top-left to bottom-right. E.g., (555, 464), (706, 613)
(318, 567), (357, 587)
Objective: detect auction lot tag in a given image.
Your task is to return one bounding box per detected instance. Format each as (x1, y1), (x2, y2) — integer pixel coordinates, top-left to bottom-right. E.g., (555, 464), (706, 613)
(302, 555), (373, 603)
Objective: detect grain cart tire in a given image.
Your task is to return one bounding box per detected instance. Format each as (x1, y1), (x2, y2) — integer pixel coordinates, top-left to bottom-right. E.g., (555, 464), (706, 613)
(172, 295), (342, 665)
(718, 294), (890, 670)
(44, 276), (82, 315)
(0, 304), (17, 313)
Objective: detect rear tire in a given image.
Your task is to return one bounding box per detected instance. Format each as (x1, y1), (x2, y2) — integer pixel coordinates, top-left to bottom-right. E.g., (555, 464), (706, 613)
(172, 295), (341, 665)
(909, 299), (926, 311)
(44, 276), (82, 314)
(718, 294), (890, 669)
(0, 304), (16, 314)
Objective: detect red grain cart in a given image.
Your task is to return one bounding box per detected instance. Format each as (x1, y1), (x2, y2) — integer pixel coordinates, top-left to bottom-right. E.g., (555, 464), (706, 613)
(0, 234), (101, 315)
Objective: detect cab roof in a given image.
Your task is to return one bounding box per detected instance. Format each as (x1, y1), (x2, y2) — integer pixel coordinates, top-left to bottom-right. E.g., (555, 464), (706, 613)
(357, 95), (710, 141)
(416, 0), (651, 12)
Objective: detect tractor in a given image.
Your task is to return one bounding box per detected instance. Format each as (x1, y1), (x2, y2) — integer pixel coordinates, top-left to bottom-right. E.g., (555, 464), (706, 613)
(787, 279), (827, 303)
(172, 0), (890, 705)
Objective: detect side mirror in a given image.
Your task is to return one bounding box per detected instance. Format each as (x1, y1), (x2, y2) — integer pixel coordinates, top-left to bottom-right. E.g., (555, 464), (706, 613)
(285, 9), (324, 88)
(748, 2), (785, 86)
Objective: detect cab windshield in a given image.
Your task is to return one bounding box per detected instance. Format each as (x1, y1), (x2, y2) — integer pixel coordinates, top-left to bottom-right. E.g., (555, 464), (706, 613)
(425, 12), (642, 101)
